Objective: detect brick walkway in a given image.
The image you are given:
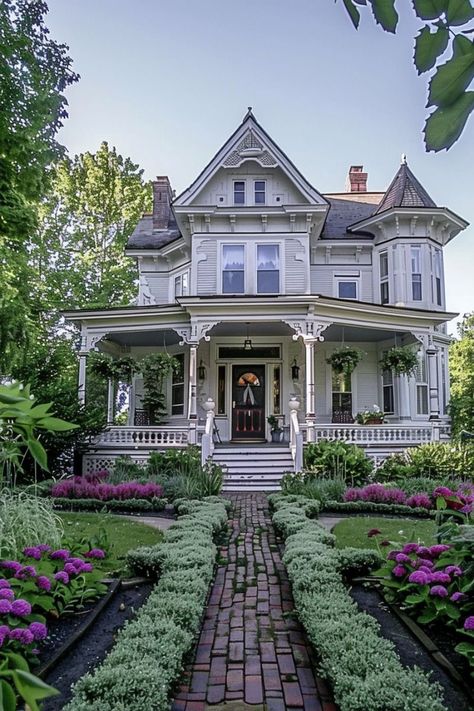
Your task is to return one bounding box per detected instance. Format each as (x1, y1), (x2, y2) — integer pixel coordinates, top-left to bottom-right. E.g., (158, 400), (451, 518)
(172, 493), (336, 710)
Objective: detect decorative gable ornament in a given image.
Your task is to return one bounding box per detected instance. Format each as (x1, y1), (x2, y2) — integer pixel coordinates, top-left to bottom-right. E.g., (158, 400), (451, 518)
(222, 130), (278, 168)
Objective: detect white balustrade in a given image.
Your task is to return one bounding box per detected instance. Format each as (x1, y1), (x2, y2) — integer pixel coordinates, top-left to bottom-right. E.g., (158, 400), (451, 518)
(96, 426), (190, 448)
(303, 423), (435, 446)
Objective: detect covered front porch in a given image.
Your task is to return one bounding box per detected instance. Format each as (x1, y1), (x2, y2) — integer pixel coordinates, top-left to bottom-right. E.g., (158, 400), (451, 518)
(66, 296), (452, 474)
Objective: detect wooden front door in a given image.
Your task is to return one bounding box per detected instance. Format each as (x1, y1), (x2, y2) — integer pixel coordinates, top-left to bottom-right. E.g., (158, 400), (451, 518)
(231, 365), (265, 440)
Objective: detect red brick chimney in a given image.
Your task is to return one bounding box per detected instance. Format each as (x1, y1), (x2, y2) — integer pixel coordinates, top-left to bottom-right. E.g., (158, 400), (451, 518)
(152, 176), (173, 229)
(346, 165), (368, 193)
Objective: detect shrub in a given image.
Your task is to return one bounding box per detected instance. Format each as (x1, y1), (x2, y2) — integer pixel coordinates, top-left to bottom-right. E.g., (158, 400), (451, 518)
(0, 491), (63, 558)
(281, 471), (346, 504)
(273, 497), (446, 711)
(304, 439), (373, 485)
(375, 453), (417, 483)
(322, 500), (434, 518)
(52, 497), (167, 512)
(65, 498), (228, 711)
(51, 478), (163, 501)
(109, 456), (144, 483)
(146, 446), (201, 479)
(406, 443), (474, 479)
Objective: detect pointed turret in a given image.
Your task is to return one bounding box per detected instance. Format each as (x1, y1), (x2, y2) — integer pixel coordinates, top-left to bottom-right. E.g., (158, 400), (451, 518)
(375, 159), (437, 214)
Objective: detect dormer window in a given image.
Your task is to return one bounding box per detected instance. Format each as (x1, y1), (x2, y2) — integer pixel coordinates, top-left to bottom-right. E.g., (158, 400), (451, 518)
(233, 181), (245, 205)
(254, 180), (266, 204)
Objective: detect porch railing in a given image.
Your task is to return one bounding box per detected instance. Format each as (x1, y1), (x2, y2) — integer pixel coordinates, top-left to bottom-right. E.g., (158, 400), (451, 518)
(304, 422), (436, 446)
(95, 426), (190, 448)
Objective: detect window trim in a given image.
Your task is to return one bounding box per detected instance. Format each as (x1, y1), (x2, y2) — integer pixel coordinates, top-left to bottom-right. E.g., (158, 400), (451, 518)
(221, 243), (246, 294)
(256, 243), (280, 294)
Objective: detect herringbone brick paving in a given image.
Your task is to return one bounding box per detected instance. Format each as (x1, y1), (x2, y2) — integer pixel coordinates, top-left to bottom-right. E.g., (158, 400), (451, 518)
(172, 493), (336, 710)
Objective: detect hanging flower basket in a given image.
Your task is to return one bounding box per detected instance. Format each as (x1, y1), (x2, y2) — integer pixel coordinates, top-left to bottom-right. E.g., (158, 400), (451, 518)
(326, 347), (364, 376)
(380, 347), (418, 376)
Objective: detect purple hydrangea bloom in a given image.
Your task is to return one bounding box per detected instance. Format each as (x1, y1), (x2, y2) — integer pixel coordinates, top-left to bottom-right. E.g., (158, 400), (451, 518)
(0, 625), (9, 647)
(408, 570), (430, 585)
(11, 599), (31, 617)
(445, 565), (462, 577)
(37, 544), (52, 552)
(417, 566), (433, 576)
(54, 571), (69, 584)
(80, 562), (93, 573)
(37, 575), (51, 592)
(0, 580), (11, 589)
(430, 585), (448, 598)
(29, 622), (48, 641)
(429, 571), (451, 584)
(0, 589), (14, 601)
(84, 548), (105, 559)
(9, 627), (34, 645)
(393, 565), (406, 577)
(402, 543), (420, 555)
(50, 549), (70, 560)
(22, 547), (42, 560)
(0, 600), (12, 614)
(429, 544), (451, 557)
(463, 616), (474, 630)
(1, 561), (22, 573)
(415, 558), (434, 569)
(395, 553), (411, 564)
(451, 592), (466, 602)
(417, 546), (431, 558)
(15, 565), (36, 579)
(64, 563), (79, 576)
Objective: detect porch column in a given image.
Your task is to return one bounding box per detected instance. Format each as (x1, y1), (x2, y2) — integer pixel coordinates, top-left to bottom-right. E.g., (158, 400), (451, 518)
(188, 343), (198, 420)
(397, 373), (411, 421)
(427, 346), (440, 420)
(78, 352), (88, 405)
(304, 337), (317, 442)
(106, 378), (115, 425)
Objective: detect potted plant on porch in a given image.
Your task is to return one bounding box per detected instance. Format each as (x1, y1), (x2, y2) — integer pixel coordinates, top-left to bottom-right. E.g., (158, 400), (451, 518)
(355, 405), (385, 425)
(267, 415), (282, 443)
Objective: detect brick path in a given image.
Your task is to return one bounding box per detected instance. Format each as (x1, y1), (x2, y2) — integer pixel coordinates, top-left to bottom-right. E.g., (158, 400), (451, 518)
(172, 493), (336, 710)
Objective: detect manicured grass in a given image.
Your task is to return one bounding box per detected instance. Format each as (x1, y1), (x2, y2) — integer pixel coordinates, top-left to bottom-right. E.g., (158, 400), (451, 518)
(332, 516), (437, 552)
(59, 512), (163, 576)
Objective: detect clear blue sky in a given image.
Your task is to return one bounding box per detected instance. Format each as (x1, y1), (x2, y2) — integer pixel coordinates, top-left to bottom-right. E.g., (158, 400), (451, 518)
(47, 0), (473, 332)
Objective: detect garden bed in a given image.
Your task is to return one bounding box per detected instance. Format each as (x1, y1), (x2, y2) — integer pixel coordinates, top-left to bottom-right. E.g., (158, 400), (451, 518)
(350, 583), (472, 711)
(38, 579), (153, 710)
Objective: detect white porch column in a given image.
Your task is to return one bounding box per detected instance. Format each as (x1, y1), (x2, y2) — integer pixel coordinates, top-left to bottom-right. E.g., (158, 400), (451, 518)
(427, 346), (440, 420)
(78, 352), (88, 405)
(304, 337), (317, 442)
(106, 378), (115, 424)
(188, 343), (198, 421)
(397, 373), (411, 421)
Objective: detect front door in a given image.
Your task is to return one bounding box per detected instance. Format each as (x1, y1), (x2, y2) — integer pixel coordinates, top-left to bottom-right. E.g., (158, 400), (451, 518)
(231, 365), (265, 440)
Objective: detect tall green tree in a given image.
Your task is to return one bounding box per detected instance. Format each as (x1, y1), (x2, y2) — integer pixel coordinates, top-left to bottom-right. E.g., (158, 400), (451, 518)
(33, 142), (152, 318)
(0, 0), (78, 371)
(339, 0), (474, 152)
(449, 312), (474, 436)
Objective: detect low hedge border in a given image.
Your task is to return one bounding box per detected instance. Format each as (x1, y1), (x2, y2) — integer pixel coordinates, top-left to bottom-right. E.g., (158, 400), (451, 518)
(271, 497), (447, 711)
(64, 497), (230, 711)
(321, 500), (435, 518)
(52, 496), (168, 512)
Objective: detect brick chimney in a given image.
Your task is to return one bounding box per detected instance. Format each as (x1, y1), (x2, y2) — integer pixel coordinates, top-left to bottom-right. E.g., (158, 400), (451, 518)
(345, 165), (368, 193)
(152, 176), (173, 229)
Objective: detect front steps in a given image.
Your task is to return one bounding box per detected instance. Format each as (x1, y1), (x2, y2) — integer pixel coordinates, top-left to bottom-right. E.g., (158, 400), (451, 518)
(213, 444), (294, 491)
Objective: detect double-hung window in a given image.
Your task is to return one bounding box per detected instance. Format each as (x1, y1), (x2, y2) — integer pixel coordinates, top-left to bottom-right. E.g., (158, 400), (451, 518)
(233, 181), (245, 205)
(171, 354), (185, 416)
(222, 245), (245, 293)
(337, 279), (358, 300)
(257, 244), (279, 293)
(411, 247), (422, 301)
(254, 180), (266, 204)
(174, 271), (189, 298)
(434, 249), (442, 306)
(380, 252), (389, 304)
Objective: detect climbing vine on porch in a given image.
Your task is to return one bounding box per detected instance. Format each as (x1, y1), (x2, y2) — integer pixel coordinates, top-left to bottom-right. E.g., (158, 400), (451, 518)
(89, 353), (137, 384)
(326, 346), (363, 376)
(380, 347), (418, 376)
(140, 353), (180, 425)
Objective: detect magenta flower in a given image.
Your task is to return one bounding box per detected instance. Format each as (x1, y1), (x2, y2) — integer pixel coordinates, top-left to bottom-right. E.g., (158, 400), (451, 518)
(429, 544), (450, 557)
(415, 558), (434, 569)
(54, 571), (69, 584)
(37, 575), (51, 592)
(430, 571), (451, 584)
(445, 565), (462, 577)
(417, 546), (431, 558)
(50, 549), (70, 560)
(1, 561), (22, 573)
(37, 544), (52, 553)
(433, 486), (453, 497)
(393, 565), (406, 577)
(395, 553), (411, 565)
(80, 562), (93, 573)
(402, 543), (420, 555)
(463, 616), (474, 630)
(451, 592), (466, 602)
(387, 550), (401, 561)
(430, 585), (448, 598)
(64, 563), (79, 576)
(11, 599), (31, 617)
(29, 622), (48, 641)
(460, 504), (472, 514)
(0, 625), (9, 647)
(408, 570), (430, 585)
(0, 580), (10, 589)
(0, 600), (12, 614)
(9, 627), (34, 645)
(0, 589), (14, 601)
(84, 548), (105, 559)
(22, 547), (42, 560)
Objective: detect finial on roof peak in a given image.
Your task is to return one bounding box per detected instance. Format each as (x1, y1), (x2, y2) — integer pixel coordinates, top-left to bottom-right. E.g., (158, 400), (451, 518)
(401, 153), (407, 165)
(244, 106), (254, 120)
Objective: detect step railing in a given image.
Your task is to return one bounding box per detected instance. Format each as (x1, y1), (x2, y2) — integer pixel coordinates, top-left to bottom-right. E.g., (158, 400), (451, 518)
(289, 397), (303, 472)
(201, 398), (216, 466)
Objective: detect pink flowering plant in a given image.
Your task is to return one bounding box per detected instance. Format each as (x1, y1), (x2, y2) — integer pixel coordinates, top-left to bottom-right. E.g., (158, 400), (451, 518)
(344, 482), (474, 514)
(51, 476), (163, 501)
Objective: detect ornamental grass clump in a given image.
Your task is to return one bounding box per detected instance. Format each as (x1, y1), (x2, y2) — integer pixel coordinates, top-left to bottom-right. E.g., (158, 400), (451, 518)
(65, 498), (229, 711)
(0, 490), (63, 559)
(273, 497), (446, 711)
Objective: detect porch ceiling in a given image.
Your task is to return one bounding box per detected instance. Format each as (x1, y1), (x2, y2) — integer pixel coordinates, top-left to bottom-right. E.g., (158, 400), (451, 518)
(106, 329), (182, 347)
(322, 325), (408, 343)
(209, 321), (294, 337)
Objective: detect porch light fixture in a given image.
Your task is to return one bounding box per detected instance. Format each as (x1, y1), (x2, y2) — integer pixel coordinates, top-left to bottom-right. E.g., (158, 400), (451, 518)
(291, 358), (300, 381)
(243, 323), (253, 351)
(198, 360), (206, 381)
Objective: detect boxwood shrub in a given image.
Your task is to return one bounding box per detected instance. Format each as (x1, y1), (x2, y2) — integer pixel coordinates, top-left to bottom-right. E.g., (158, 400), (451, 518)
(272, 497), (446, 711)
(322, 500), (434, 518)
(65, 497), (228, 711)
(52, 496), (167, 512)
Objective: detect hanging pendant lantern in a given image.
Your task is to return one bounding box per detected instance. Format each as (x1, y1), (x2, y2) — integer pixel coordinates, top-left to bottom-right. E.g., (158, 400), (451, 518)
(291, 358), (300, 381)
(243, 322), (253, 351)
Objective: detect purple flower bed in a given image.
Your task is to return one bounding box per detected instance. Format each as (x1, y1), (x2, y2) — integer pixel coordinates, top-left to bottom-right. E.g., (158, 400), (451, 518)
(51, 477), (163, 501)
(343, 483), (473, 511)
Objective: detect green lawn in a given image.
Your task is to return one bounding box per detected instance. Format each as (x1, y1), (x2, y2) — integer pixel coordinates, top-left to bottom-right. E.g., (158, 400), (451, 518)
(59, 512), (163, 576)
(332, 516), (437, 552)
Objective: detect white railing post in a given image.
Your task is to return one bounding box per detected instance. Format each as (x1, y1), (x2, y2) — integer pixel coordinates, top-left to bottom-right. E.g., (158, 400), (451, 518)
(431, 421), (441, 442)
(106, 378), (115, 425)
(201, 397), (215, 466)
(289, 397), (303, 473)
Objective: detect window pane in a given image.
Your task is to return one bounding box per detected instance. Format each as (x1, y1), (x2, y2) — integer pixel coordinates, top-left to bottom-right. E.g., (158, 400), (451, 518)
(257, 244), (279, 270)
(417, 385), (428, 415)
(380, 252), (388, 278)
(412, 275), (422, 301)
(234, 181), (245, 204)
(332, 372), (351, 393)
(338, 281), (357, 299)
(436, 278), (442, 306)
(257, 270), (279, 293)
(182, 272), (189, 295)
(223, 270), (244, 293)
(223, 245), (244, 270)
(255, 181), (266, 204)
(411, 247), (421, 273)
(383, 386), (394, 414)
(380, 281), (389, 304)
(217, 365), (226, 415)
(174, 275), (182, 297)
(172, 354), (185, 416)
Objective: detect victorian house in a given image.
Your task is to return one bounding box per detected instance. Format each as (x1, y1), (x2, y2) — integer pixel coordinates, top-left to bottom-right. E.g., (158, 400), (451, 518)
(65, 110), (467, 489)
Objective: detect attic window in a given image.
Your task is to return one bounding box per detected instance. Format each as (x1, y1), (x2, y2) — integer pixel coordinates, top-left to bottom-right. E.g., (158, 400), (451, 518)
(254, 180), (266, 204)
(234, 181), (245, 205)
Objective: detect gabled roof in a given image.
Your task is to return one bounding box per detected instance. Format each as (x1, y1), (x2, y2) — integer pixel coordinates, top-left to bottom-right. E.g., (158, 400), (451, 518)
(173, 109), (328, 207)
(374, 159), (437, 215)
